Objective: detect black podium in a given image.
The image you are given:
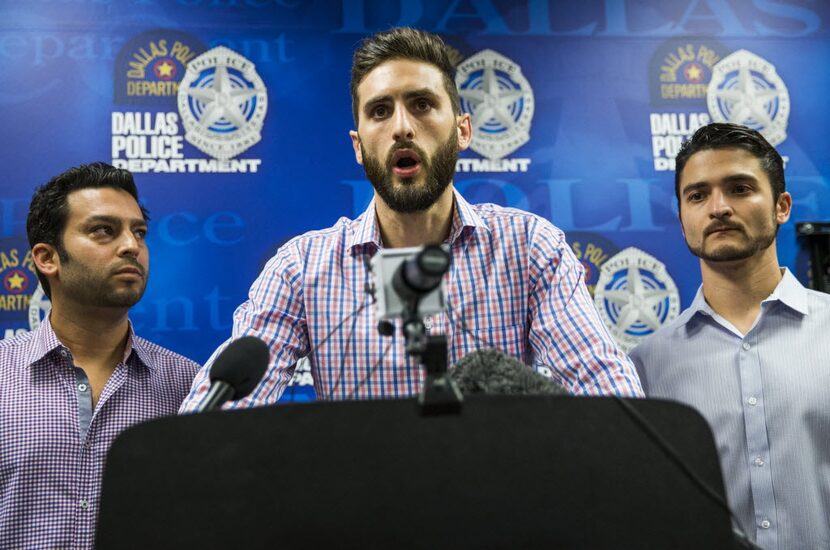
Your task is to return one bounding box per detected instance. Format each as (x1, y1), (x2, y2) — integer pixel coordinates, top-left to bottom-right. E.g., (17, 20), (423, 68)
(97, 396), (734, 549)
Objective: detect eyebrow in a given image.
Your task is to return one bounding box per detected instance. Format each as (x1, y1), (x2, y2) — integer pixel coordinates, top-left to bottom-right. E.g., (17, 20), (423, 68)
(363, 88), (441, 111)
(681, 173), (759, 195)
(83, 214), (147, 227)
(403, 88), (440, 102)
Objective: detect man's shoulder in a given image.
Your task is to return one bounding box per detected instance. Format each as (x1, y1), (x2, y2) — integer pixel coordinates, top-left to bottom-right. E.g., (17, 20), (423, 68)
(469, 202), (565, 242)
(130, 334), (200, 376)
(276, 216), (361, 257)
(0, 329), (36, 350)
(630, 309), (692, 360)
(804, 286), (830, 311)
(0, 330), (38, 370)
(471, 201), (551, 225)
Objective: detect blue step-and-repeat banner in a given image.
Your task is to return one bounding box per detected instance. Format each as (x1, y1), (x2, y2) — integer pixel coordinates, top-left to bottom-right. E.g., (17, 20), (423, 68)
(2, 0), (828, 401)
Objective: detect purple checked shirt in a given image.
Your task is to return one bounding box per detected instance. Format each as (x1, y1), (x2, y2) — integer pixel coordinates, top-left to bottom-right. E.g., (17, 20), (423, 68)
(181, 189), (642, 411)
(0, 316), (200, 549)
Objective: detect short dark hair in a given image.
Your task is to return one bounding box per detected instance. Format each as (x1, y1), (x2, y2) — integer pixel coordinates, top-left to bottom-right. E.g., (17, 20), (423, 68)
(350, 27), (461, 125)
(674, 122), (785, 209)
(26, 162), (148, 298)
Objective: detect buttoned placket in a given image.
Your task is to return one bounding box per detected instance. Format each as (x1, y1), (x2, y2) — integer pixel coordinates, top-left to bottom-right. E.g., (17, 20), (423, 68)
(65, 347), (132, 545)
(737, 322), (777, 549)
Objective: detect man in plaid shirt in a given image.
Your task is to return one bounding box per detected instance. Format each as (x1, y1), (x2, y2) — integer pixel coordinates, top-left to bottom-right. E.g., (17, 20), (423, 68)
(0, 163), (199, 548)
(181, 28), (642, 411)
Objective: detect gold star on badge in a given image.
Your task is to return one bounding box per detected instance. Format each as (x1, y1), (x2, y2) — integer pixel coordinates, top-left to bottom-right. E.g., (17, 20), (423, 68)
(157, 61), (174, 78)
(685, 64), (703, 82)
(7, 271), (25, 290)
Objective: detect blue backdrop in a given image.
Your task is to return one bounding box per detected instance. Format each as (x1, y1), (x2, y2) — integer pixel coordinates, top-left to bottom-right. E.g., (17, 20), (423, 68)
(2, 0), (828, 401)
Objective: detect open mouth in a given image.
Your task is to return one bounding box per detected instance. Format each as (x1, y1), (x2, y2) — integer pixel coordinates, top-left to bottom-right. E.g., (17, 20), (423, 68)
(391, 149), (422, 178)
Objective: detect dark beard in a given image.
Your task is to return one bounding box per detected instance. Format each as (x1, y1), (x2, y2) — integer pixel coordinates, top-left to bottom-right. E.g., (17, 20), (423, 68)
(685, 224), (777, 262)
(361, 129), (458, 214)
(61, 252), (146, 308)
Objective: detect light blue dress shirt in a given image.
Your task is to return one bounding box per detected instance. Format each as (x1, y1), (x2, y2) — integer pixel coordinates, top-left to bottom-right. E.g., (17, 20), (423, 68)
(630, 269), (830, 550)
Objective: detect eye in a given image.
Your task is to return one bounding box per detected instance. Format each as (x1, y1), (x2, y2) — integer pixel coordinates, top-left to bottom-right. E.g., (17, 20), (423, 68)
(687, 191), (705, 203)
(370, 104), (390, 119)
(91, 225), (114, 237)
(414, 98), (431, 112)
(733, 184), (752, 194)
(134, 228), (148, 240)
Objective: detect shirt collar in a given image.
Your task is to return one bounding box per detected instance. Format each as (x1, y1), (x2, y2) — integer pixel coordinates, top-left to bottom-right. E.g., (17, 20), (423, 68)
(674, 286), (710, 327)
(25, 314), (153, 371)
(448, 188), (489, 243)
(348, 188), (489, 252)
(763, 267), (809, 315)
(24, 314), (63, 367)
(675, 267), (809, 328)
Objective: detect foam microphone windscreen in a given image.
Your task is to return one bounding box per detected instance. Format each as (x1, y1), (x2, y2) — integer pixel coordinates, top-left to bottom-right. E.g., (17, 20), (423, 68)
(450, 348), (567, 396)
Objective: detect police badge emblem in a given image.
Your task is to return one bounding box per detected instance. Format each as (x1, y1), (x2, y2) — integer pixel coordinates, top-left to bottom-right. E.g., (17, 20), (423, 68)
(594, 247), (679, 352)
(177, 46), (268, 160)
(707, 49), (790, 146)
(455, 49), (534, 160)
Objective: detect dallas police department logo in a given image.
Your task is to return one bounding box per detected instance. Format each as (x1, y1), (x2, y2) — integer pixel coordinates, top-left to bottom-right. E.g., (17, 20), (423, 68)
(648, 39), (727, 105)
(455, 49), (533, 173)
(177, 46), (268, 160)
(0, 240), (42, 340)
(114, 30), (206, 106)
(594, 247), (679, 352)
(28, 284), (51, 332)
(707, 49), (790, 146)
(647, 39), (728, 172)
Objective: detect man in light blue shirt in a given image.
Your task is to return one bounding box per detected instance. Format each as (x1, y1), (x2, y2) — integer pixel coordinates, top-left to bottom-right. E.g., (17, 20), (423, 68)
(630, 123), (830, 550)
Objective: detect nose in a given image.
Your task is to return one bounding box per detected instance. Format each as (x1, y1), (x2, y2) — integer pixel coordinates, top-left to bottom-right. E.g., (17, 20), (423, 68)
(708, 188), (733, 219)
(118, 230), (141, 258)
(392, 105), (414, 141)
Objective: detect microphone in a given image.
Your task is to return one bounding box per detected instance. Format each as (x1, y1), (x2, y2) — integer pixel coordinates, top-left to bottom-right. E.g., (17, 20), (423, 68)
(392, 245), (450, 303)
(450, 348), (567, 396)
(198, 336), (270, 412)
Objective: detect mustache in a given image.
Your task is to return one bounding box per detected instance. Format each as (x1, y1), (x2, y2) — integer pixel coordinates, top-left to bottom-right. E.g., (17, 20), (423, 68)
(385, 140), (428, 168)
(112, 259), (146, 277)
(704, 221), (743, 236)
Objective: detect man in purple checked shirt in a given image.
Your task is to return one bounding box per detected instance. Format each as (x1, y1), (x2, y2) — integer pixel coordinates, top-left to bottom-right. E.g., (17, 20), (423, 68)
(180, 28), (642, 412)
(0, 162), (199, 549)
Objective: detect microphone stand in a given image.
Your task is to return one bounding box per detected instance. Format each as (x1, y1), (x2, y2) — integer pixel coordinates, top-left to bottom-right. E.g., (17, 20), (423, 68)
(401, 297), (463, 415)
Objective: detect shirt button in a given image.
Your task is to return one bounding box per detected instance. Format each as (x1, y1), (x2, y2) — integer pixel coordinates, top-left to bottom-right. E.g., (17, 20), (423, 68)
(754, 457), (765, 467)
(741, 342), (751, 351)
(78, 383), (88, 392)
(79, 500), (90, 510)
(60, 349), (68, 357)
(747, 397), (758, 406)
(759, 519), (771, 529)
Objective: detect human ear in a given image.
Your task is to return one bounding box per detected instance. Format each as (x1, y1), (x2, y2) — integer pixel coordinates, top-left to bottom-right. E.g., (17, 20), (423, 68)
(31, 243), (60, 279)
(776, 191), (792, 225)
(349, 130), (363, 165)
(456, 113), (472, 151)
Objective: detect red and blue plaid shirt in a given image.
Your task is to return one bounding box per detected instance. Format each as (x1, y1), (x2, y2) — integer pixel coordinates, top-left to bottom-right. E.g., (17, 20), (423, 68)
(181, 189), (642, 411)
(0, 316), (199, 549)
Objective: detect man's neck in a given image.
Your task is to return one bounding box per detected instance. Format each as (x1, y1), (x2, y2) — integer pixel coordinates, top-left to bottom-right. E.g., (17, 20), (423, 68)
(375, 185), (455, 248)
(48, 300), (131, 370)
(699, 246), (783, 335)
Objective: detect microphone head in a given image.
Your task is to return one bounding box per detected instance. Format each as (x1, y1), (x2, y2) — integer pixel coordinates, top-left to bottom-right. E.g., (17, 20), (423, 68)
(451, 348), (566, 396)
(393, 245), (450, 301)
(209, 336), (270, 400)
